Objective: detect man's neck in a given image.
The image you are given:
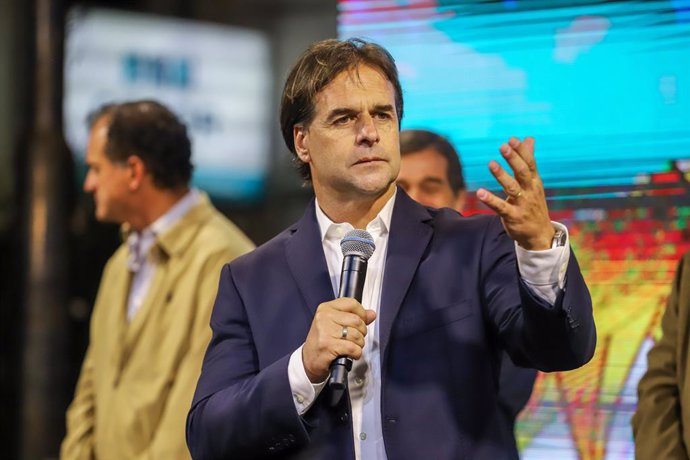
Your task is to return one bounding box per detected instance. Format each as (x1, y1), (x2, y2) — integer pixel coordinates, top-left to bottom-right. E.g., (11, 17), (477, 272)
(316, 184), (395, 229)
(127, 186), (190, 232)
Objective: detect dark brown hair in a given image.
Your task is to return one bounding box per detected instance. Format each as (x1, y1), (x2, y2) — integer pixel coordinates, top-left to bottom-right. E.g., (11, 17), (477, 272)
(89, 100), (193, 190)
(280, 38), (404, 181)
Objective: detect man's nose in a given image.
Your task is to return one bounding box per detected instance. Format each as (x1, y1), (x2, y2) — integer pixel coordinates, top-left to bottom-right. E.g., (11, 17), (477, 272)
(83, 170), (95, 192)
(356, 115), (380, 146)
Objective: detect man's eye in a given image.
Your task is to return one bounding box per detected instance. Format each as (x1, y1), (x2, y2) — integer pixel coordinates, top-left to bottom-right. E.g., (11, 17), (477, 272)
(334, 115), (354, 125)
(422, 184), (443, 194)
(374, 112), (391, 120)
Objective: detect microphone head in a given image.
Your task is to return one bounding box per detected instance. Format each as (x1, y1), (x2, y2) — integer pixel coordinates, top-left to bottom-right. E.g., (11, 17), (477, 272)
(340, 229), (375, 260)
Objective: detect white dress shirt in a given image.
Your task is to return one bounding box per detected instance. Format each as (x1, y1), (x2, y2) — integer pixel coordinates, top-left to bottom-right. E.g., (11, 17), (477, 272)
(288, 189), (569, 459)
(125, 188), (201, 321)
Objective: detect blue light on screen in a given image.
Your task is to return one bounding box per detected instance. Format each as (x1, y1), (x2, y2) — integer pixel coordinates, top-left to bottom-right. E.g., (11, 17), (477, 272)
(338, 0), (690, 192)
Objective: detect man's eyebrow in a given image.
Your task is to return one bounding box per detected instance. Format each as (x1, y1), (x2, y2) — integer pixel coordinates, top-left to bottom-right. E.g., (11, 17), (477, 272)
(372, 104), (395, 113)
(326, 107), (358, 121)
(325, 104), (395, 122)
(421, 177), (445, 185)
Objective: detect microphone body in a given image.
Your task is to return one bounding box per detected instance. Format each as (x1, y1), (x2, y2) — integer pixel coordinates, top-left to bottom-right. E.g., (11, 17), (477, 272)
(328, 255), (368, 403)
(328, 229), (375, 406)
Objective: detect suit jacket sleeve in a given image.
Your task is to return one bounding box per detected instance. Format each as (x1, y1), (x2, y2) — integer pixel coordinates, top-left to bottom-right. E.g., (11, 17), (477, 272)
(186, 264), (309, 459)
(632, 254), (689, 459)
(481, 217), (596, 372)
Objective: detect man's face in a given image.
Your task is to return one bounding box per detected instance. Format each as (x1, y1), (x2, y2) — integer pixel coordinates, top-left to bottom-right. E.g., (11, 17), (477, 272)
(82, 116), (132, 223)
(294, 64), (400, 202)
(397, 147), (465, 211)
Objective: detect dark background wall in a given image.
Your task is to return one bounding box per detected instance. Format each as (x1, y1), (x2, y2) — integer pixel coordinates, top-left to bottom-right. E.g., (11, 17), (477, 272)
(0, 1), (337, 458)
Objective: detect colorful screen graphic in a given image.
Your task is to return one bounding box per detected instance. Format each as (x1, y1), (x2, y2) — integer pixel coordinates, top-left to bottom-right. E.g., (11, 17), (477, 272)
(338, 1), (690, 458)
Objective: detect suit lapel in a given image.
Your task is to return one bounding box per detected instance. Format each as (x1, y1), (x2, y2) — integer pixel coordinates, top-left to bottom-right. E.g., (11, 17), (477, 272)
(379, 191), (433, 365)
(285, 199), (336, 318)
(284, 192), (433, 353)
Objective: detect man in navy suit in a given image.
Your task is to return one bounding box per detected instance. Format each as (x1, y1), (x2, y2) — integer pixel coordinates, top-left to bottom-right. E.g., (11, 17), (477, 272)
(187, 38), (596, 459)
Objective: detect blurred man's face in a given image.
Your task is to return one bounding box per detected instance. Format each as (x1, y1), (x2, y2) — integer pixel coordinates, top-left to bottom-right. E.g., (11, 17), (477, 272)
(82, 116), (132, 223)
(397, 147), (465, 211)
(293, 64), (400, 203)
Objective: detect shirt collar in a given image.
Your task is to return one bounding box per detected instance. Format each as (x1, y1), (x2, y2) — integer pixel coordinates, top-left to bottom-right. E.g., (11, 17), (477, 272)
(314, 188), (396, 243)
(126, 188), (201, 269)
(148, 188), (201, 237)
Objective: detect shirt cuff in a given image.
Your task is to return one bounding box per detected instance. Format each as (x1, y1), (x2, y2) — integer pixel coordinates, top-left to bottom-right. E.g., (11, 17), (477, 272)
(288, 345), (327, 415)
(515, 221), (570, 305)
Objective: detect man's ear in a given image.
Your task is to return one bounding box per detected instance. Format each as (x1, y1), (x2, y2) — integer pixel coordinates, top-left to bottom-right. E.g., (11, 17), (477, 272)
(293, 125), (310, 164)
(126, 155), (146, 191)
(454, 189), (467, 213)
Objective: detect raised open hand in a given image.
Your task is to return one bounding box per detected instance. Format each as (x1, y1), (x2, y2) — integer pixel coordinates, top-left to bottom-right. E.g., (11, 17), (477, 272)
(476, 137), (555, 250)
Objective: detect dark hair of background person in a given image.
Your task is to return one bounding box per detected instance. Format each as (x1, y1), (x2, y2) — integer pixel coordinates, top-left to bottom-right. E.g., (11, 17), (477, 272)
(88, 100), (193, 190)
(279, 37), (404, 181)
(400, 129), (466, 194)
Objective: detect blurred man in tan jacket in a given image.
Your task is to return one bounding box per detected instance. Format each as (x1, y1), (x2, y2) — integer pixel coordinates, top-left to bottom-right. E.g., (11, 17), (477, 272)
(633, 251), (690, 459)
(61, 100), (254, 460)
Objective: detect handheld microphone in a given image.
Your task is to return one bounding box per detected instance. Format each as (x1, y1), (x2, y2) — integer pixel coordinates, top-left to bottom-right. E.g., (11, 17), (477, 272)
(328, 229), (375, 406)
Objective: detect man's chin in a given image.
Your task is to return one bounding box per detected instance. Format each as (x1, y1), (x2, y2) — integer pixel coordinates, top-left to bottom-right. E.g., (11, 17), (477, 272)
(353, 178), (396, 197)
(94, 209), (117, 224)
(324, 174), (395, 201)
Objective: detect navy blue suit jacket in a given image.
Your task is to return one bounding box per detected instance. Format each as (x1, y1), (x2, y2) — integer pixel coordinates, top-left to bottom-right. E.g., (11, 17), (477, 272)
(187, 190), (596, 459)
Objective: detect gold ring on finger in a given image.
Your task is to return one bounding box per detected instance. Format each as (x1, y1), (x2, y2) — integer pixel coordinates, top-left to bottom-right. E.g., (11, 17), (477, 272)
(341, 326), (348, 339)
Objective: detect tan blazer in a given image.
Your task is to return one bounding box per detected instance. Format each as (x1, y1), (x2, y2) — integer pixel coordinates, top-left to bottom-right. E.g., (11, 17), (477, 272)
(61, 193), (254, 460)
(633, 251), (690, 459)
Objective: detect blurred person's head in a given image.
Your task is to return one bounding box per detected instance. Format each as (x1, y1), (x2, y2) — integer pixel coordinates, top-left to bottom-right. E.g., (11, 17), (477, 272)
(83, 100), (193, 230)
(280, 37), (404, 183)
(397, 129), (466, 211)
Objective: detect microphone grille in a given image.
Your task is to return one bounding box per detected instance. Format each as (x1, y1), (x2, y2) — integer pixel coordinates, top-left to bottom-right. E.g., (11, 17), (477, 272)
(340, 229), (375, 260)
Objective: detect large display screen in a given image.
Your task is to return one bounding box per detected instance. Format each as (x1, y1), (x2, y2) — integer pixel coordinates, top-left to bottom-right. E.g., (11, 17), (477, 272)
(339, 1), (690, 458)
(64, 7), (271, 201)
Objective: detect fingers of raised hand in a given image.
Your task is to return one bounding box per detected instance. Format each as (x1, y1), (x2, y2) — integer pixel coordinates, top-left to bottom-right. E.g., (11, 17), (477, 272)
(479, 136), (555, 250)
(491, 136), (543, 207)
(509, 136), (537, 172)
(476, 188), (511, 216)
(488, 160), (522, 201)
(499, 142), (532, 186)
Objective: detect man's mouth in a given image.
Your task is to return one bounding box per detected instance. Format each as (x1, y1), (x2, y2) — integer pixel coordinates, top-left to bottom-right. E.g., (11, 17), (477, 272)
(354, 157), (384, 165)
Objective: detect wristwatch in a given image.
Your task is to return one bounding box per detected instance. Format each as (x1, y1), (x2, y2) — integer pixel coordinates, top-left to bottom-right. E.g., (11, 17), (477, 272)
(551, 229), (567, 248)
